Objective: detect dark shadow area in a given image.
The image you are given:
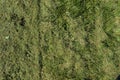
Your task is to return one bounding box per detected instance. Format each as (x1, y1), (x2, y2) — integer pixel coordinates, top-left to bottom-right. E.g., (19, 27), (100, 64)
(19, 17), (26, 26)
(10, 13), (18, 21)
(116, 75), (120, 80)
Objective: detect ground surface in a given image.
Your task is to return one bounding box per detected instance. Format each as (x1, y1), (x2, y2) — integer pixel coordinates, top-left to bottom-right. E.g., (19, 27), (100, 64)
(0, 0), (120, 80)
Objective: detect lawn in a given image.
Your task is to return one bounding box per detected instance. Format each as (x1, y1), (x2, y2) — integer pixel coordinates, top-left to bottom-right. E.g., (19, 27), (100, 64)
(0, 0), (120, 80)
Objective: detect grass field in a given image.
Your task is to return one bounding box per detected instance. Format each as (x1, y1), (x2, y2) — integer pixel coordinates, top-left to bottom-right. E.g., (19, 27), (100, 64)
(0, 0), (120, 80)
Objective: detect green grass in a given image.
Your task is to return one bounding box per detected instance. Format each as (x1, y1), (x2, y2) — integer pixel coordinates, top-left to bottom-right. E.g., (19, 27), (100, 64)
(0, 0), (120, 80)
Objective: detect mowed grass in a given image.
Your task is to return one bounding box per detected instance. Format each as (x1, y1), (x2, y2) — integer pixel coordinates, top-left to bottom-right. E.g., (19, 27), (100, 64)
(0, 0), (120, 80)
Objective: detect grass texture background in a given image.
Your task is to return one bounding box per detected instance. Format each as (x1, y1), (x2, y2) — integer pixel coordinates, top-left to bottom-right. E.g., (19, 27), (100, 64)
(0, 0), (120, 80)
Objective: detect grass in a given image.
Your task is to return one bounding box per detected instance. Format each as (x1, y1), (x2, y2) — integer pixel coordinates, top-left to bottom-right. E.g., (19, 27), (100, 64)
(0, 0), (120, 80)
